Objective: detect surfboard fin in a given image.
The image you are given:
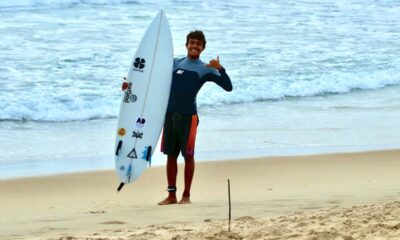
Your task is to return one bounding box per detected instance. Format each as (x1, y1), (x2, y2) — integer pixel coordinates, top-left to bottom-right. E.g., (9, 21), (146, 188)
(146, 146), (152, 167)
(117, 182), (125, 192)
(115, 140), (123, 156)
(127, 164), (132, 182)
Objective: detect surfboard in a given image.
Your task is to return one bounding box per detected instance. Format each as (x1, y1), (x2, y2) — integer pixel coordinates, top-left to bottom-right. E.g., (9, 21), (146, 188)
(114, 10), (173, 191)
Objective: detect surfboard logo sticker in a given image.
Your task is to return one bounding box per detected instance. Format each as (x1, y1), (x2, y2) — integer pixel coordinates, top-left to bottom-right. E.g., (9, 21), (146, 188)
(133, 57), (145, 72)
(136, 118), (146, 128)
(122, 82), (129, 91)
(129, 94), (137, 102)
(119, 165), (125, 171)
(123, 82), (137, 103)
(132, 131), (143, 139)
(118, 128), (126, 136)
(127, 148), (137, 159)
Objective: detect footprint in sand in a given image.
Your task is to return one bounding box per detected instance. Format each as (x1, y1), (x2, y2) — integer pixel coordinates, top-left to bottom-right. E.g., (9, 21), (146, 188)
(101, 221), (126, 225)
(87, 210), (107, 214)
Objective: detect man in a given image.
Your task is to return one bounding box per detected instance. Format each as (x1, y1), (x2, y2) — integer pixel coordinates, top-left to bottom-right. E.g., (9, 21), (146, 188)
(158, 30), (232, 205)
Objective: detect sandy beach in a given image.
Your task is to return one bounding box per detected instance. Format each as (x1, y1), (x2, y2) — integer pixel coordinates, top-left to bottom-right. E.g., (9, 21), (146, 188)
(1, 150), (400, 240)
(2, 1), (400, 239)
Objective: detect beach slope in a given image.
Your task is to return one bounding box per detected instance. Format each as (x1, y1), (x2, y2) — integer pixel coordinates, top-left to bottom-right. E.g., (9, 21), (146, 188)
(1, 150), (400, 239)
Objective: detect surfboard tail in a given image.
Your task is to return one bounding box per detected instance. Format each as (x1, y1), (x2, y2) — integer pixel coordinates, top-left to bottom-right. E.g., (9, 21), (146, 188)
(117, 182), (125, 192)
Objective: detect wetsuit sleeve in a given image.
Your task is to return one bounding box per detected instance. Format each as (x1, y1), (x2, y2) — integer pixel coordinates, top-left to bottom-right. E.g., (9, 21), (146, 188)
(203, 68), (233, 92)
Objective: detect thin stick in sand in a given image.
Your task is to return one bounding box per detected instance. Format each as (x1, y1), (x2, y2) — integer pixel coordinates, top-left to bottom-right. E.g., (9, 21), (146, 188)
(228, 179), (231, 232)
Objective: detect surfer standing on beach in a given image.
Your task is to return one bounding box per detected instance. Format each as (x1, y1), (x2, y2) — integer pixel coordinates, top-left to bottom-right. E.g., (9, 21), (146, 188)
(158, 30), (233, 205)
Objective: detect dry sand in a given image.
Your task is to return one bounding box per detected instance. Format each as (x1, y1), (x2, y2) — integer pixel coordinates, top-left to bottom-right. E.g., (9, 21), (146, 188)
(1, 150), (400, 239)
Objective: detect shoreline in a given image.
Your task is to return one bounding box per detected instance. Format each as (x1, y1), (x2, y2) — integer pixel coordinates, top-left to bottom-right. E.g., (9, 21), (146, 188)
(1, 149), (400, 239)
(2, 145), (400, 181)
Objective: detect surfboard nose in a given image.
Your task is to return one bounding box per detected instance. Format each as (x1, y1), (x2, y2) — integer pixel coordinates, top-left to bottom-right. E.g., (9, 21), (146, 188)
(154, 9), (165, 23)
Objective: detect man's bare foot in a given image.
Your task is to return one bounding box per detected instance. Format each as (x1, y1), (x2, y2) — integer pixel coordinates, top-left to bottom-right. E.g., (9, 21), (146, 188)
(178, 196), (191, 204)
(158, 196), (177, 205)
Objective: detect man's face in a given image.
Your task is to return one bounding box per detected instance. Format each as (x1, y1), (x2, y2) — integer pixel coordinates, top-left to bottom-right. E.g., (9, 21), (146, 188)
(186, 38), (204, 59)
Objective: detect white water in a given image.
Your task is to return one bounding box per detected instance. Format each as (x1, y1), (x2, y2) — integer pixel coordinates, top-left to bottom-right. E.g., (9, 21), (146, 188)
(1, 0), (400, 121)
(1, 0), (400, 178)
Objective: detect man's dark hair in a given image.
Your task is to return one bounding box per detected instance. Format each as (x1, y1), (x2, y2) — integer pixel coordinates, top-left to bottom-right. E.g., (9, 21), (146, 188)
(186, 30), (206, 49)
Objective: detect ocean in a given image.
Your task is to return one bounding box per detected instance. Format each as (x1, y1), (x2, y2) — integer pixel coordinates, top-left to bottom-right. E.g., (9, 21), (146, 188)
(1, 0), (400, 179)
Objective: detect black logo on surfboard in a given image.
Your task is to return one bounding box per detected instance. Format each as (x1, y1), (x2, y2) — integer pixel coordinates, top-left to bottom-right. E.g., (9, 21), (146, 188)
(132, 131), (143, 139)
(127, 148), (137, 159)
(133, 57), (145, 72)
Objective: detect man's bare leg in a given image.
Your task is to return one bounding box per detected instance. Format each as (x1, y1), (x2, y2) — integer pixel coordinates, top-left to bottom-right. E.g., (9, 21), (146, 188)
(179, 155), (194, 204)
(158, 155), (178, 205)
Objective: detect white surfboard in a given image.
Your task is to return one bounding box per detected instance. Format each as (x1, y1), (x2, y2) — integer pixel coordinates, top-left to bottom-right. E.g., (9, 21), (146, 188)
(114, 10), (173, 191)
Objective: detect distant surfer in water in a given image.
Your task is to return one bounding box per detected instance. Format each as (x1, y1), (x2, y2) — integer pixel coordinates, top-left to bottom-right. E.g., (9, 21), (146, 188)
(158, 30), (233, 205)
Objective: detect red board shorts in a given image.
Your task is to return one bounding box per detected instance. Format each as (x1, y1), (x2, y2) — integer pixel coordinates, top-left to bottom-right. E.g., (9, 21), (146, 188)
(161, 113), (199, 158)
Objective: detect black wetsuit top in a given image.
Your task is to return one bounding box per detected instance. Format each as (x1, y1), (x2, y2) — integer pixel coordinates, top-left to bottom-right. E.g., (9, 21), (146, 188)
(166, 57), (233, 115)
